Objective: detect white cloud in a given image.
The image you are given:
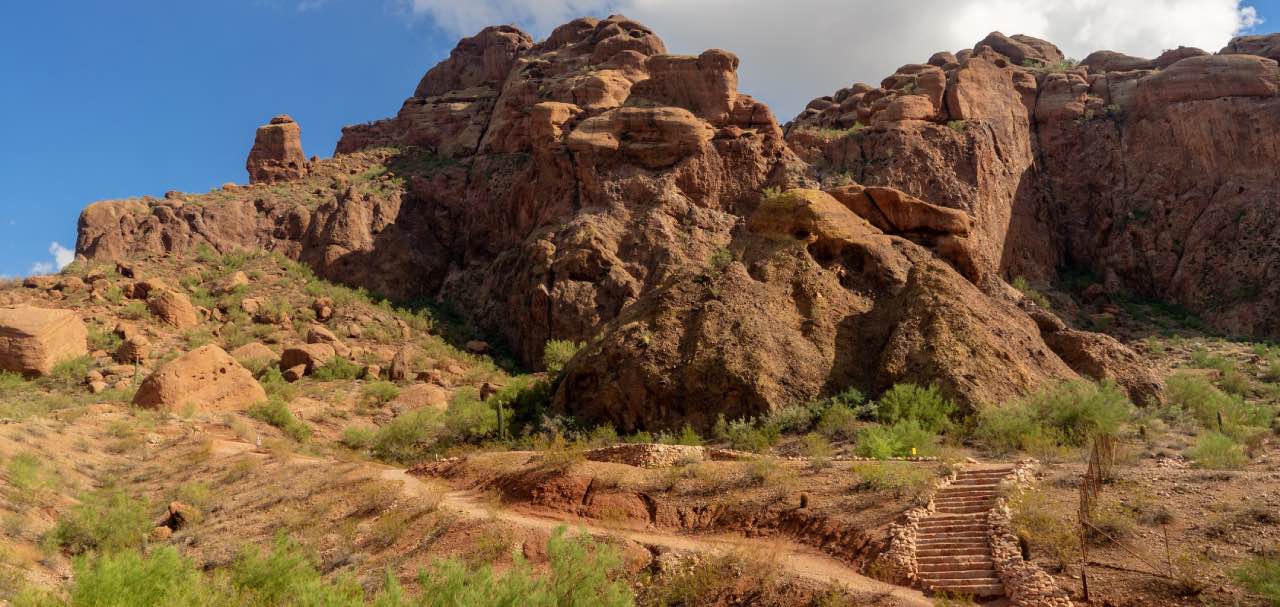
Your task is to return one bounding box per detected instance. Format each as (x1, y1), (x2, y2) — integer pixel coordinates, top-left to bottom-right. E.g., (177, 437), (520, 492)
(400, 0), (1263, 119)
(30, 242), (75, 276)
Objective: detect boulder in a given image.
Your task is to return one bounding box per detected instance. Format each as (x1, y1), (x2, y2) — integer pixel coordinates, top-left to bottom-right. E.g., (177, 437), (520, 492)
(279, 343), (336, 375)
(246, 115), (308, 184)
(975, 32), (1064, 66)
(133, 345), (267, 412)
(0, 306), (88, 376)
(389, 346), (414, 382)
(305, 325), (349, 357)
(229, 342), (278, 367)
(826, 185), (971, 236)
(214, 271), (249, 295)
(114, 335), (150, 364)
(147, 290), (199, 329)
(390, 383), (450, 411)
(1080, 50), (1152, 73)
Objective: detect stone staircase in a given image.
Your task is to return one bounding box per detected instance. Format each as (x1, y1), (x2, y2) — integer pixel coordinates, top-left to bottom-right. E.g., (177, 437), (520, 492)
(915, 466), (1015, 598)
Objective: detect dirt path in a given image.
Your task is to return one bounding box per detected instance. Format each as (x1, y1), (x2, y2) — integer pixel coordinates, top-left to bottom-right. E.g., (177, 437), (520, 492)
(211, 438), (930, 606)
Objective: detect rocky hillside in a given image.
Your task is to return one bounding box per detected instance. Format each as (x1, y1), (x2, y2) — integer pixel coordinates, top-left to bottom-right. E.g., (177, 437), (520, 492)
(790, 31), (1280, 341)
(73, 16), (1280, 428)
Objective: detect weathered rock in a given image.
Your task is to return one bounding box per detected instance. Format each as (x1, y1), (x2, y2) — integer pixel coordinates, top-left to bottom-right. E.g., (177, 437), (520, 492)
(229, 342), (278, 367)
(389, 346), (414, 382)
(0, 306), (88, 376)
(214, 271), (249, 294)
(1221, 32), (1280, 63)
(306, 325), (349, 358)
(1136, 54), (1280, 111)
(133, 345), (267, 412)
(390, 383), (449, 411)
(114, 335), (150, 364)
(147, 290), (199, 329)
(279, 343), (336, 375)
(246, 115), (308, 184)
(975, 32), (1064, 66)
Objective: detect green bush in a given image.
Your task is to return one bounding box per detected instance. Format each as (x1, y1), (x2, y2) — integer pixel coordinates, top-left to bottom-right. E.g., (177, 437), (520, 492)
(1012, 276), (1051, 309)
(65, 546), (213, 607)
(543, 340), (584, 376)
(40, 356), (93, 392)
(340, 426), (377, 450)
(874, 384), (954, 432)
(372, 408), (443, 464)
(658, 425), (703, 447)
(312, 357), (362, 381)
(415, 527), (633, 607)
(360, 381), (401, 407)
(851, 462), (935, 500)
(256, 367), (296, 402)
(442, 389), (497, 443)
(1232, 554), (1280, 604)
(47, 489), (152, 555)
(816, 404), (861, 441)
(1188, 432), (1247, 470)
(853, 420), (938, 459)
(248, 398), (312, 442)
(1165, 374), (1271, 438)
(975, 380), (1132, 453)
(720, 418), (779, 453)
(1264, 355), (1280, 383)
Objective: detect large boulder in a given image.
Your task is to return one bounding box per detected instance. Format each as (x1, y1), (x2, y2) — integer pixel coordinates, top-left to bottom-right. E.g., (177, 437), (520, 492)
(1221, 33), (1280, 63)
(133, 345), (267, 412)
(147, 289), (199, 329)
(1136, 55), (1280, 111)
(0, 306), (88, 376)
(246, 115), (308, 184)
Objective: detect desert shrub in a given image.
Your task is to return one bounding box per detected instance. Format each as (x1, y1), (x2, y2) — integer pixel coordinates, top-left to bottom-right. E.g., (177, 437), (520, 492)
(874, 384), (954, 432)
(256, 366), (296, 402)
(1264, 356), (1280, 383)
(47, 488), (152, 555)
(120, 301), (149, 321)
(1008, 488), (1079, 570)
(1189, 348), (1232, 372)
(39, 356), (92, 392)
(372, 408), (443, 464)
(766, 405), (818, 434)
(975, 380), (1132, 453)
(312, 357), (361, 381)
(6, 452), (50, 506)
(490, 376), (553, 437)
(721, 418), (779, 453)
(1012, 276), (1051, 309)
(851, 462), (934, 501)
(248, 398), (312, 442)
(1188, 432), (1247, 470)
(340, 426), (377, 450)
(543, 339), (584, 376)
(708, 248), (734, 272)
(658, 425), (704, 447)
(417, 526), (633, 607)
(1220, 367), (1252, 396)
(802, 432), (833, 470)
(442, 389), (497, 443)
(58, 546), (214, 606)
(87, 325), (122, 352)
(1165, 374), (1270, 438)
(360, 381), (400, 407)
(1233, 554), (1280, 604)
(816, 404), (861, 441)
(853, 420), (938, 459)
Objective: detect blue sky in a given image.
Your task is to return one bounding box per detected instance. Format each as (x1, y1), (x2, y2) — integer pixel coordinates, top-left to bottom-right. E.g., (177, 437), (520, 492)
(2, 1), (1277, 277)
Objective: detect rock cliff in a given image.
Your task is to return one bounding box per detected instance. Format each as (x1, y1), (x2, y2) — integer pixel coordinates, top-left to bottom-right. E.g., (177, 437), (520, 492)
(790, 31), (1280, 340)
(76, 17), (1213, 428)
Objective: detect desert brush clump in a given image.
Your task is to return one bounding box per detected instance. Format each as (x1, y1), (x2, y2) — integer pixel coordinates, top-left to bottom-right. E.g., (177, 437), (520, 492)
(975, 380), (1133, 454)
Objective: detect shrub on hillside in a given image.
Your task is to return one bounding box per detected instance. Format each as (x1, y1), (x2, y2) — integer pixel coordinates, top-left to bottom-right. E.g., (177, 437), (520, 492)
(312, 357), (362, 381)
(1188, 432), (1247, 470)
(46, 489), (152, 555)
(853, 420), (938, 459)
(543, 340), (584, 376)
(975, 380), (1132, 453)
(1233, 554), (1280, 604)
(874, 384), (954, 432)
(248, 398), (312, 442)
(372, 408), (443, 464)
(851, 462), (934, 501)
(1165, 374), (1272, 438)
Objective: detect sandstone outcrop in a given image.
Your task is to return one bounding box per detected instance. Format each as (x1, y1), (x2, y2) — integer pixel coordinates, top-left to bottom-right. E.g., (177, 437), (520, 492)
(790, 32), (1280, 340)
(0, 306), (88, 376)
(133, 345), (267, 412)
(77, 17), (1182, 423)
(246, 115), (308, 184)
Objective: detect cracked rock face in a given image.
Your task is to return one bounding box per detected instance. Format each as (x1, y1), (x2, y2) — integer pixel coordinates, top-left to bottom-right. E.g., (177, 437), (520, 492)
(76, 17), (1177, 424)
(791, 31), (1280, 341)
(246, 115), (309, 184)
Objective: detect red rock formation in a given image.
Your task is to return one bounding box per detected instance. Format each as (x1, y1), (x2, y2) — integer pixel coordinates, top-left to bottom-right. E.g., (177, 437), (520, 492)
(76, 17), (1176, 422)
(790, 32), (1280, 341)
(246, 115), (308, 184)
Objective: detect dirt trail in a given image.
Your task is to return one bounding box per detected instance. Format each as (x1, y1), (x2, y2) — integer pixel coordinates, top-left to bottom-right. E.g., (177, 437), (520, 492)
(210, 438), (930, 606)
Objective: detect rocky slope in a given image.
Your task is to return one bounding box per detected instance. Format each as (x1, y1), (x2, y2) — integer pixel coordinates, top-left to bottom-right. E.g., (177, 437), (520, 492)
(790, 31), (1280, 340)
(74, 16), (1186, 427)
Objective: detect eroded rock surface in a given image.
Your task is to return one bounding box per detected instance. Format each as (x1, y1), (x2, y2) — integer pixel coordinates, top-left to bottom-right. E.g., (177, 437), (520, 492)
(133, 345), (267, 412)
(246, 115), (309, 184)
(0, 306), (88, 376)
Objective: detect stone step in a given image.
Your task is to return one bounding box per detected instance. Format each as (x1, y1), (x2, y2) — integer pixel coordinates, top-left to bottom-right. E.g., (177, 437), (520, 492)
(919, 569), (1000, 581)
(936, 488), (998, 499)
(934, 496), (997, 506)
(917, 535), (988, 546)
(918, 517), (986, 528)
(924, 582), (1005, 597)
(917, 546), (990, 558)
(936, 501), (993, 512)
(918, 529), (987, 539)
(918, 558), (996, 573)
(916, 542), (990, 552)
(948, 479), (1003, 488)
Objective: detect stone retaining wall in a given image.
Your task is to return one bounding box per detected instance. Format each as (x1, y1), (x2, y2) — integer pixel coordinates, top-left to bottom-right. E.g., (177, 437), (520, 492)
(988, 461), (1074, 607)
